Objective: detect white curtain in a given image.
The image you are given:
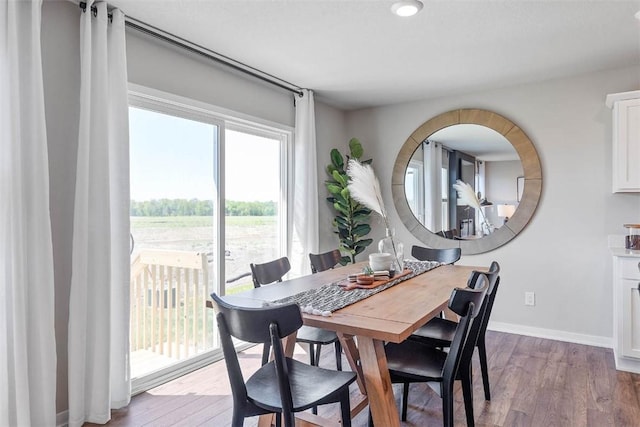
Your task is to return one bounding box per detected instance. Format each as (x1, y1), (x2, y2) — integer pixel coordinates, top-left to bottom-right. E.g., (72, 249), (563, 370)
(0, 1), (57, 425)
(292, 89), (319, 274)
(423, 141), (443, 232)
(67, 2), (131, 425)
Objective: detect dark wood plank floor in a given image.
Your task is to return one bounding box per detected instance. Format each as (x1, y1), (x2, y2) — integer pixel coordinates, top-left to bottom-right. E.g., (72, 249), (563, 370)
(88, 331), (640, 426)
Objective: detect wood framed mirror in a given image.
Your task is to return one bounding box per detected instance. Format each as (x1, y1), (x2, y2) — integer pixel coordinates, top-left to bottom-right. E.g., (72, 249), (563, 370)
(392, 109), (542, 254)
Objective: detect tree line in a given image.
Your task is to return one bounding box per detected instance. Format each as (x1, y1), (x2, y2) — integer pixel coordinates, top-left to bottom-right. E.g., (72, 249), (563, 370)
(130, 199), (277, 216)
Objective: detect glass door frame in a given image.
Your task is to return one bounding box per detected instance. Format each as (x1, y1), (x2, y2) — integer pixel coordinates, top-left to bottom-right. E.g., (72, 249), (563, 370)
(128, 84), (293, 393)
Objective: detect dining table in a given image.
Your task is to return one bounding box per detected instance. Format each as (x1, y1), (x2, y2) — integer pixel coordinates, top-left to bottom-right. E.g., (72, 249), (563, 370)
(216, 261), (480, 427)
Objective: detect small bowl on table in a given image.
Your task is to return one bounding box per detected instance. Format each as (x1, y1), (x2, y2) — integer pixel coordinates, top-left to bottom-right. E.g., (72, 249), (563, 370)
(369, 253), (393, 272)
(356, 274), (375, 285)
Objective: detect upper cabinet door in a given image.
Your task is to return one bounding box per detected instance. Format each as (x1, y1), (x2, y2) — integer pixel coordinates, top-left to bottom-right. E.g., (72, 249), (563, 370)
(608, 91), (640, 193)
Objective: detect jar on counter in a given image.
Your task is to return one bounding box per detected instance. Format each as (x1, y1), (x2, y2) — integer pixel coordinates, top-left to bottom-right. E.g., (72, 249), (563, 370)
(624, 224), (640, 250)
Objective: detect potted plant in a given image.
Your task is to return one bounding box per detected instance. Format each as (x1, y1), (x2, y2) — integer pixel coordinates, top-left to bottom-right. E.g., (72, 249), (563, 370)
(325, 138), (373, 264)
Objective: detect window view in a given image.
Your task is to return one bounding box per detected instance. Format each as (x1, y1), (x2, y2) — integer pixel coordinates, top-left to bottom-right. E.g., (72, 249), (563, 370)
(128, 93), (292, 389)
(224, 127), (287, 294)
(129, 105), (219, 380)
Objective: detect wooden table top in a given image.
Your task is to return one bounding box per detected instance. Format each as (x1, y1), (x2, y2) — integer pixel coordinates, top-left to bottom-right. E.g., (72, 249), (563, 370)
(227, 262), (478, 343)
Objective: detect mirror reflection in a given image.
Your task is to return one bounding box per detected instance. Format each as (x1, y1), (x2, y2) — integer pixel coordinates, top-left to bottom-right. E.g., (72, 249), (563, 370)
(405, 124), (522, 240)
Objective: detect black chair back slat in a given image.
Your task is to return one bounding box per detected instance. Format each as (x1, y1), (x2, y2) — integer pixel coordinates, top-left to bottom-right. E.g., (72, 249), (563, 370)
(411, 245), (462, 264)
(250, 257), (291, 288)
(309, 249), (342, 273)
(211, 293), (302, 344)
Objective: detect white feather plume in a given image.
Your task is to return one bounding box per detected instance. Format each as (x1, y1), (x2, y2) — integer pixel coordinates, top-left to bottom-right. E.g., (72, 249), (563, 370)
(452, 179), (482, 211)
(346, 159), (387, 222)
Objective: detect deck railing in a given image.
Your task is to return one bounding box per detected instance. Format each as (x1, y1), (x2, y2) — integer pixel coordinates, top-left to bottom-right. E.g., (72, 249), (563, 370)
(130, 249), (211, 362)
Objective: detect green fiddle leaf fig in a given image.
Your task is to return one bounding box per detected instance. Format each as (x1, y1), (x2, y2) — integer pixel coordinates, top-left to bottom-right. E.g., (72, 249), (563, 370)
(326, 183), (343, 195)
(352, 213), (370, 223)
(330, 148), (344, 170)
(325, 139), (373, 264)
(349, 138), (364, 160)
(335, 216), (348, 227)
(332, 170), (348, 187)
(333, 202), (349, 216)
(354, 245), (366, 255)
(352, 223), (372, 236)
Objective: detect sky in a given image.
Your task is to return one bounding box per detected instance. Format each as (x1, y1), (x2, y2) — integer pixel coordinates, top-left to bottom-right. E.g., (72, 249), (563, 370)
(129, 107), (280, 202)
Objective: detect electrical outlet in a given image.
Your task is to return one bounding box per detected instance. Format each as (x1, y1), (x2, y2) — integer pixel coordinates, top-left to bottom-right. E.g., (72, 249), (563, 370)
(525, 292), (535, 306)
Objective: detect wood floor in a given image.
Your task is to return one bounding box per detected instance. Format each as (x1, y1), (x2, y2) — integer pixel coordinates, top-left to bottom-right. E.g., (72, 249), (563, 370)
(89, 331), (640, 426)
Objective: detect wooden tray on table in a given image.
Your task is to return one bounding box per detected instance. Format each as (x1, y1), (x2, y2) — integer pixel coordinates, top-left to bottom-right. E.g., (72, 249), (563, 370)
(339, 269), (412, 291)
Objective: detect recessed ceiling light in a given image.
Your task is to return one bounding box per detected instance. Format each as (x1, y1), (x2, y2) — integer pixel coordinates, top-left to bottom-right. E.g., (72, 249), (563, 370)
(391, 0), (424, 17)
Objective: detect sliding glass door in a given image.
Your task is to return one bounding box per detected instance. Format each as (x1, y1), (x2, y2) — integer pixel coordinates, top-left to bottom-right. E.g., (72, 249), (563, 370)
(128, 88), (293, 392)
(128, 101), (222, 390)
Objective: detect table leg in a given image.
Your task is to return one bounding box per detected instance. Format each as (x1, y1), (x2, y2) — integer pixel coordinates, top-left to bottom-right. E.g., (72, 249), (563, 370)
(357, 336), (401, 427)
(337, 333), (366, 394)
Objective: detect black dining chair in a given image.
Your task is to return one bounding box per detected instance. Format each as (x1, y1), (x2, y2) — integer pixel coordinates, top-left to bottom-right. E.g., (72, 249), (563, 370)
(309, 249), (343, 273)
(250, 256), (343, 373)
(411, 245), (462, 264)
(409, 261), (501, 401)
(383, 274), (489, 427)
(211, 293), (357, 427)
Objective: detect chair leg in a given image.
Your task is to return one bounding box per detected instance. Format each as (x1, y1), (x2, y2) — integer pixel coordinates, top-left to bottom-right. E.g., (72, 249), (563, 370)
(461, 367), (475, 427)
(275, 413), (282, 427)
(310, 344), (319, 415)
(335, 340), (343, 371)
(309, 344), (316, 366)
(231, 409), (244, 427)
(402, 382), (410, 421)
(261, 342), (271, 366)
(314, 344), (322, 367)
(282, 409), (295, 427)
(478, 339), (491, 401)
(442, 384), (454, 427)
(340, 389), (352, 427)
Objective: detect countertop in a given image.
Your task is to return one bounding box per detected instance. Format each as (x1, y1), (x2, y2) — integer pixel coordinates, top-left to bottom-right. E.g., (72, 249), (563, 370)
(610, 248), (640, 258)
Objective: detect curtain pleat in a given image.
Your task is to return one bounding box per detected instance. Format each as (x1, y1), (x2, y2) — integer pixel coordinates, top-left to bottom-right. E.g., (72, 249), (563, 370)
(68, 2), (131, 425)
(424, 141), (443, 232)
(0, 0), (57, 425)
(292, 89), (319, 274)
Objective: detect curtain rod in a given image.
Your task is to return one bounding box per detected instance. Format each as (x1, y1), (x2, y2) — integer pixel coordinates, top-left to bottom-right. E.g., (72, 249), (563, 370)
(78, 2), (304, 97)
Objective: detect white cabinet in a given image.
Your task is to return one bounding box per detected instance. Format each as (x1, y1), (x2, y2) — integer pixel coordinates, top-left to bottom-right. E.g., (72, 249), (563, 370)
(606, 91), (640, 193)
(612, 251), (640, 373)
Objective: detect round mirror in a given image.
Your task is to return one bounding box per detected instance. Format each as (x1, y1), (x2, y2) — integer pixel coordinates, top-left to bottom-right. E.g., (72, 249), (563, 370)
(392, 109), (542, 254)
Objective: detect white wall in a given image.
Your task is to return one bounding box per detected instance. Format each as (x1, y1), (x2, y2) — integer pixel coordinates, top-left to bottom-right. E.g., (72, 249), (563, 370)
(485, 160), (522, 226)
(344, 66), (640, 344)
(41, 1), (347, 413)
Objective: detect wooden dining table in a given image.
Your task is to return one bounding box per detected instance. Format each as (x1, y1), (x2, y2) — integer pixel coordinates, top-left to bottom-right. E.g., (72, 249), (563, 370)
(220, 261), (479, 427)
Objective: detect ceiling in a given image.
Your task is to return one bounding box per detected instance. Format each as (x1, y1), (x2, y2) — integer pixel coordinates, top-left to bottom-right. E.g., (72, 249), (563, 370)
(110, 0), (640, 110)
(429, 124), (517, 161)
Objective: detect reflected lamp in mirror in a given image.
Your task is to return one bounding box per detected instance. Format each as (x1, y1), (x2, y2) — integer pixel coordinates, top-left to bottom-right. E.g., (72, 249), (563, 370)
(497, 204), (516, 224)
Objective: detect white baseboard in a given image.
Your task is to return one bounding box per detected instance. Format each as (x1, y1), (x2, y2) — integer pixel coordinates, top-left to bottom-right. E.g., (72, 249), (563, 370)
(56, 410), (68, 427)
(488, 320), (613, 349)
